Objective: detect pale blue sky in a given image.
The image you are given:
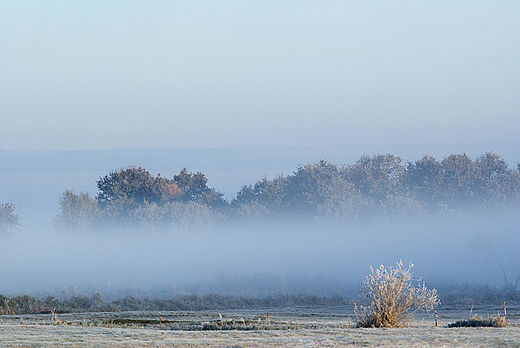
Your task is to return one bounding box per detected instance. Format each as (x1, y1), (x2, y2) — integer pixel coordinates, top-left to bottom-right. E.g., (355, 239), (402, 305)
(1, 1), (519, 151)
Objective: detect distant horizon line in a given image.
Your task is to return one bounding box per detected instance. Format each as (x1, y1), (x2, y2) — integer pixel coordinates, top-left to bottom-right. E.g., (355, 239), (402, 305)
(2, 141), (519, 154)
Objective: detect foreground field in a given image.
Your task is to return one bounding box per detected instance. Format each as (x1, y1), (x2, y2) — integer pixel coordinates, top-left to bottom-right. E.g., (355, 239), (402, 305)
(1, 305), (519, 347)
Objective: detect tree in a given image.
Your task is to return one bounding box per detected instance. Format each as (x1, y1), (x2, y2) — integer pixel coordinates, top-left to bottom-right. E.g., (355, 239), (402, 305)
(154, 175), (183, 203)
(134, 201), (223, 227)
(96, 167), (181, 222)
(0, 203), (20, 233)
(346, 154), (406, 202)
(232, 200), (270, 221)
(53, 190), (100, 233)
(232, 175), (289, 219)
(356, 261), (439, 328)
(251, 175), (288, 209)
(404, 155), (444, 211)
(286, 160), (344, 213)
(378, 192), (428, 219)
(173, 168), (225, 208)
(287, 161), (371, 222)
(441, 153), (476, 208)
(97, 166), (154, 220)
(474, 152), (520, 206)
(316, 190), (370, 223)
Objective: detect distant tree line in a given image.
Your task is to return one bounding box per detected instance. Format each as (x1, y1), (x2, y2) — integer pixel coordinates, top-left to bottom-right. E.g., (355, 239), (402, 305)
(233, 152), (520, 222)
(49, 152), (520, 233)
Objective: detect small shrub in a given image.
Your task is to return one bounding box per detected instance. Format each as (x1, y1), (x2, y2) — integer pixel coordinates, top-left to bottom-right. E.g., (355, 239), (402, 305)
(356, 261), (440, 328)
(448, 314), (507, 328)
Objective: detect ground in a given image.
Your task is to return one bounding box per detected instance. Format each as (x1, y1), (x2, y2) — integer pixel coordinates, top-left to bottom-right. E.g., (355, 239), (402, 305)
(1, 305), (519, 347)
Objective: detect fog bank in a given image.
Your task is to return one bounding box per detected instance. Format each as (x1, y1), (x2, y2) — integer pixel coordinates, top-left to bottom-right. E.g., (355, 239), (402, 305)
(1, 210), (518, 298)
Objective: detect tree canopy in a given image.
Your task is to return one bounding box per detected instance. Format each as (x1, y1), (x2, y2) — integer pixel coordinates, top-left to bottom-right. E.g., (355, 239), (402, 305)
(53, 152), (520, 232)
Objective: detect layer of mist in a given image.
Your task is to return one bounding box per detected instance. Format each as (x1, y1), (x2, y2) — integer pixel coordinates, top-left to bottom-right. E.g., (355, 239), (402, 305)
(1, 211), (518, 299)
(1, 146), (519, 298)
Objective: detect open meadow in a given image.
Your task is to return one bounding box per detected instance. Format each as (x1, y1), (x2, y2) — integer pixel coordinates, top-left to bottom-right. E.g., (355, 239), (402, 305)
(1, 305), (519, 347)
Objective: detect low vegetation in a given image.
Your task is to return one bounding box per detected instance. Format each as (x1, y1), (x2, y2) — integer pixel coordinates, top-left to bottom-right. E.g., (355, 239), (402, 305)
(448, 314), (507, 328)
(2, 284), (519, 317)
(0, 292), (346, 315)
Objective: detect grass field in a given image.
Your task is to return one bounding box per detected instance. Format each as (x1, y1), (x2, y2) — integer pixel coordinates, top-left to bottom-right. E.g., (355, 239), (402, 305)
(1, 305), (519, 347)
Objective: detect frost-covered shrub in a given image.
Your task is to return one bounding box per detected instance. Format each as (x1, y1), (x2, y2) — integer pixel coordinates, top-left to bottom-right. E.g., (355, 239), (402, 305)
(356, 261), (439, 328)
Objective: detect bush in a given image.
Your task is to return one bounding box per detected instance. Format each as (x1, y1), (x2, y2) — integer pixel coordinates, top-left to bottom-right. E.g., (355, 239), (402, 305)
(356, 261), (440, 328)
(448, 315), (507, 328)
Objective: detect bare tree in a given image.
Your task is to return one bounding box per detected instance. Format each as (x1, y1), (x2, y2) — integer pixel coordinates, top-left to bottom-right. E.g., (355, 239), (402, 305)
(0, 203), (20, 233)
(471, 235), (520, 291)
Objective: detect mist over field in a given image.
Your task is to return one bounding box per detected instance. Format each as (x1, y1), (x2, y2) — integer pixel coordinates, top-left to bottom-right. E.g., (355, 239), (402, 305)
(1, 146), (519, 299)
(1, 211), (519, 298)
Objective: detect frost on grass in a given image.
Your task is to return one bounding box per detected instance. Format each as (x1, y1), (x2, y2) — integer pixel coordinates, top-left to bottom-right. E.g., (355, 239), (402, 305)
(356, 260), (440, 328)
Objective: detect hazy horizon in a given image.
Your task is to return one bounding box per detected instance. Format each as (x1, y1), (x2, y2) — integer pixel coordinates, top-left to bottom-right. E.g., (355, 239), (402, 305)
(1, 2), (519, 298)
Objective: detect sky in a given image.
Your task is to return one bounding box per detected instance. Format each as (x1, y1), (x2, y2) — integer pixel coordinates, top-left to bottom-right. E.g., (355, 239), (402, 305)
(1, 1), (519, 151)
(1, 2), (520, 296)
